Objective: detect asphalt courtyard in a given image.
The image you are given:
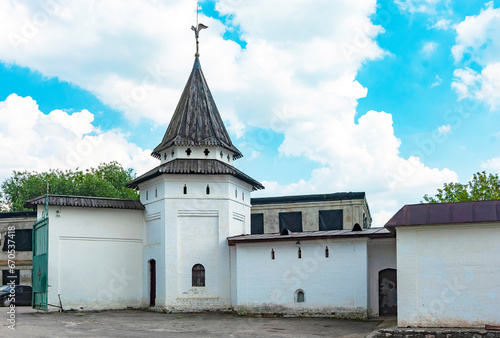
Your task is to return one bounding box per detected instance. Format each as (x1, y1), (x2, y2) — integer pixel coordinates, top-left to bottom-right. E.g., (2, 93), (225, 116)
(0, 306), (383, 337)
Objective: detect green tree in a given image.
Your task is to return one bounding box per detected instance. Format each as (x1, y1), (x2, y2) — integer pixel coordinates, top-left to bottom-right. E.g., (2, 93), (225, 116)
(1, 161), (139, 212)
(423, 171), (500, 203)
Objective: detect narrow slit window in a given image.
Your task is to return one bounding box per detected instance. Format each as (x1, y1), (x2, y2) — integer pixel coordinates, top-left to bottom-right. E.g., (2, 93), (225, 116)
(155, 188), (158, 198)
(206, 184), (210, 195)
(298, 248), (301, 259)
(235, 189), (237, 198)
(146, 190), (148, 201)
(242, 192), (244, 201)
(271, 249), (275, 260)
(325, 246), (329, 258)
(192, 264), (205, 287)
(183, 184), (187, 195)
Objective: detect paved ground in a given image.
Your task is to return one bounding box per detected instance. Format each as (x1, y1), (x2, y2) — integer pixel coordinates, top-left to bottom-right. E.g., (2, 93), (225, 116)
(0, 306), (382, 337)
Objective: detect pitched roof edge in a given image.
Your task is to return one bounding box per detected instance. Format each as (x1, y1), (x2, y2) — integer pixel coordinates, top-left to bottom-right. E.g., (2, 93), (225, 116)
(24, 195), (145, 210)
(126, 159), (264, 191)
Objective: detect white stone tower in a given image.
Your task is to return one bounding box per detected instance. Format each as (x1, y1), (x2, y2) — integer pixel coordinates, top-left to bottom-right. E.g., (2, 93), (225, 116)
(127, 52), (264, 310)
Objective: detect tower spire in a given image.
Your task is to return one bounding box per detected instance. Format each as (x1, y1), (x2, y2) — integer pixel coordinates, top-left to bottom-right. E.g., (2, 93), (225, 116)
(191, 2), (208, 57)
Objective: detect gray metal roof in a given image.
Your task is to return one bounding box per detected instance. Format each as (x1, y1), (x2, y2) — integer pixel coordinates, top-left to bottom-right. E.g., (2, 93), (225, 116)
(385, 200), (500, 231)
(152, 57), (242, 160)
(127, 159), (264, 191)
(251, 192), (366, 205)
(227, 227), (392, 245)
(25, 195), (145, 210)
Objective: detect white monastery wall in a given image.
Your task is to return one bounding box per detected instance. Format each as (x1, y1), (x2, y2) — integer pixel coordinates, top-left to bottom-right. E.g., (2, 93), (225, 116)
(139, 174), (252, 310)
(41, 206), (144, 311)
(233, 238), (370, 318)
(367, 238), (397, 316)
(397, 223), (500, 327)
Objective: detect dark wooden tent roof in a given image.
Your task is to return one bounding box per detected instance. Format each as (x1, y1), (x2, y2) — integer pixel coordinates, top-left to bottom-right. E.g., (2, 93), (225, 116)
(127, 159), (264, 191)
(25, 195), (145, 210)
(385, 200), (500, 232)
(152, 57), (243, 160)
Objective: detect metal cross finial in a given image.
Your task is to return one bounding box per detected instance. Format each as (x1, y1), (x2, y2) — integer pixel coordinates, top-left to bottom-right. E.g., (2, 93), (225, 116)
(191, 1), (208, 57)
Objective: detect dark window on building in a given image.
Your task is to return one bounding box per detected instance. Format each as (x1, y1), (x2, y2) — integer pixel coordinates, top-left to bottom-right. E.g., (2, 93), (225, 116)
(271, 249), (275, 260)
(319, 210), (343, 231)
(279, 212), (302, 232)
(192, 264), (205, 287)
(206, 185), (210, 195)
(146, 190), (148, 200)
(183, 184), (187, 195)
(186, 148), (192, 156)
(296, 290), (305, 303)
(298, 247), (301, 259)
(155, 188), (158, 198)
(325, 246), (329, 258)
(251, 213), (264, 234)
(2, 229), (32, 252)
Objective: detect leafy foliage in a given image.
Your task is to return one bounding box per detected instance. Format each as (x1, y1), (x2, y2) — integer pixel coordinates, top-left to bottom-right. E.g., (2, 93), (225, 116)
(1, 161), (139, 212)
(423, 171), (500, 203)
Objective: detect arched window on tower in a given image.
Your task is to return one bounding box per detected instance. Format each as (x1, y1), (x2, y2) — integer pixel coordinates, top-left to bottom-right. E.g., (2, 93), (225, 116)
(192, 264), (205, 287)
(295, 289), (305, 303)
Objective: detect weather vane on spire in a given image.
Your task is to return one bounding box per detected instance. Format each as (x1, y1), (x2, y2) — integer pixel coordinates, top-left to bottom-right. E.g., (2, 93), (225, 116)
(191, 1), (208, 57)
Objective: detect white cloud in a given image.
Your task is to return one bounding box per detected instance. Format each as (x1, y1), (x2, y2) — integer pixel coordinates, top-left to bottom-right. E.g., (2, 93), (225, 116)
(0, 94), (157, 184)
(481, 157), (500, 174)
(437, 124), (451, 135)
(451, 2), (500, 110)
(422, 41), (437, 55)
(452, 63), (500, 109)
(430, 75), (442, 87)
(395, 0), (449, 14)
(0, 0), (458, 223)
(431, 18), (452, 30)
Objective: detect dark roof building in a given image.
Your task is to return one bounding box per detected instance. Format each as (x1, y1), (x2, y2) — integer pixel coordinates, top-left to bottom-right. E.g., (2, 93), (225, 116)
(385, 199), (500, 232)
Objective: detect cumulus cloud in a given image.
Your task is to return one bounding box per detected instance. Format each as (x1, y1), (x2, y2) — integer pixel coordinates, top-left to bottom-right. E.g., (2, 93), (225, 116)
(431, 18), (452, 30)
(451, 2), (500, 110)
(395, 0), (449, 14)
(430, 75), (442, 87)
(0, 94), (157, 183)
(422, 41), (437, 55)
(481, 157), (500, 174)
(0, 0), (458, 223)
(437, 124), (451, 135)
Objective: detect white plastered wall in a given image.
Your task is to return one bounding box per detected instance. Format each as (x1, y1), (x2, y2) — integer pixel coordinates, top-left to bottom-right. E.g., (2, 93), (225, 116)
(232, 238), (370, 318)
(139, 173), (252, 310)
(41, 206), (144, 311)
(397, 223), (500, 327)
(367, 238), (397, 317)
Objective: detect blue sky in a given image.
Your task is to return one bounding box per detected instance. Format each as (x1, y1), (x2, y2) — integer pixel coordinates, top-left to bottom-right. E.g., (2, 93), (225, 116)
(0, 0), (499, 224)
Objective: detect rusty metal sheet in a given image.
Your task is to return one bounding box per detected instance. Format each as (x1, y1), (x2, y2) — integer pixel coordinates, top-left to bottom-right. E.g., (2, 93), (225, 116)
(385, 200), (500, 230)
